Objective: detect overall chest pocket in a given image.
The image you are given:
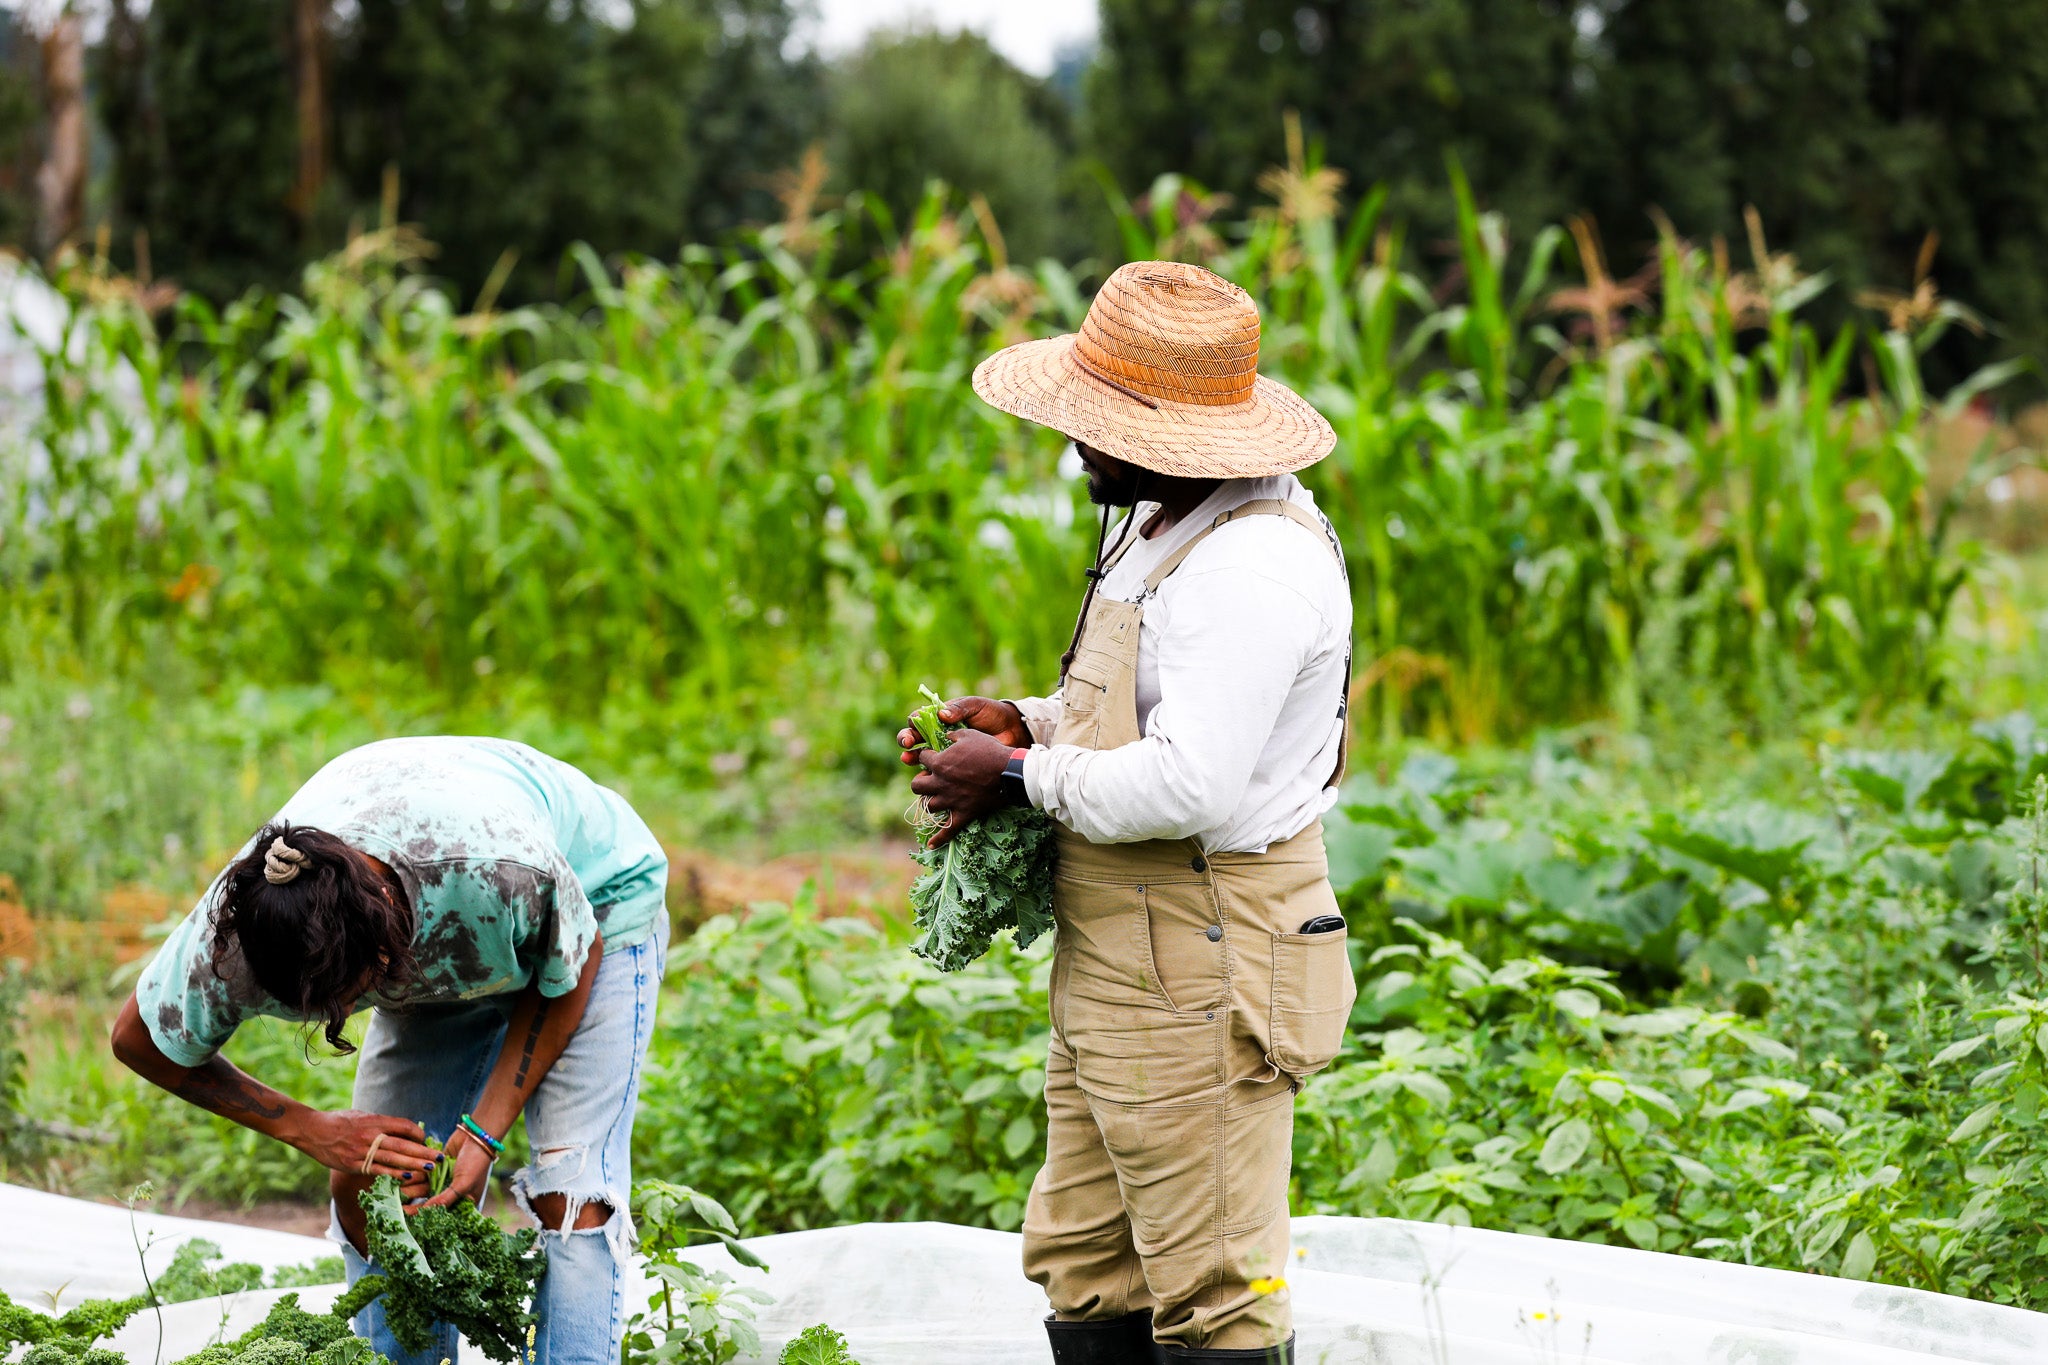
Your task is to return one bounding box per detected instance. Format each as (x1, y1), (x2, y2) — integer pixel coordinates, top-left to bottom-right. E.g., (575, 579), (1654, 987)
(1054, 652), (1115, 748)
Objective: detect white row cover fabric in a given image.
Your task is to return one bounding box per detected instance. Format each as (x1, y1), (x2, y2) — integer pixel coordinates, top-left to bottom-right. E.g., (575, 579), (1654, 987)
(9, 1184), (2048, 1364)
(0, 1184), (333, 1310)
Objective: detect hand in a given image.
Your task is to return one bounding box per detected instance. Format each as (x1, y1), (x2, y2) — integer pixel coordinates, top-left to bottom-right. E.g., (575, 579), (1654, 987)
(898, 696), (1030, 764)
(291, 1110), (441, 1184)
(910, 729), (1017, 847)
(419, 1128), (493, 1210)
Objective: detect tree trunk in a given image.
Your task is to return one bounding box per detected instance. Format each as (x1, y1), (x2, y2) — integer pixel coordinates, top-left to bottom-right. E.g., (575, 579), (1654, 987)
(35, 11), (85, 256)
(289, 0), (328, 233)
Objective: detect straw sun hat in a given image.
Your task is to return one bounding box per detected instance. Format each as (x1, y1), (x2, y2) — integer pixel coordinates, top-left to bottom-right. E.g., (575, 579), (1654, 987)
(972, 260), (1336, 478)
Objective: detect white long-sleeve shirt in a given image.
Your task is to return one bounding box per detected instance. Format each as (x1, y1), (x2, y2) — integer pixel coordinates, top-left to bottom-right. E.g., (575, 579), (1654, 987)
(1017, 475), (1351, 854)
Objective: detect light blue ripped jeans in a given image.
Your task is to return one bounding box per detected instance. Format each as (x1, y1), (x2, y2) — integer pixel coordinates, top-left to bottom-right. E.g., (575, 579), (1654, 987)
(331, 920), (666, 1365)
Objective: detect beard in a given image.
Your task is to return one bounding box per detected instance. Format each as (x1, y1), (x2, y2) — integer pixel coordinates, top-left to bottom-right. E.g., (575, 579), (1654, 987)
(1082, 456), (1143, 508)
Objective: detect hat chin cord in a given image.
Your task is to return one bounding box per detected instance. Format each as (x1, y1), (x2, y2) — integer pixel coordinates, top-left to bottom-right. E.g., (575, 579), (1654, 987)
(1058, 469), (1144, 683)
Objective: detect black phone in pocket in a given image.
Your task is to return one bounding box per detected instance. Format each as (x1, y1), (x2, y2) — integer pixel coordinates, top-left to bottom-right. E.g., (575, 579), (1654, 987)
(1298, 913), (1346, 935)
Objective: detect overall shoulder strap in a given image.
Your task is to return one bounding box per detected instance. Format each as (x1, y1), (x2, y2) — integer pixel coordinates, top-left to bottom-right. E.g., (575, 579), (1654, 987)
(1140, 497), (1345, 594)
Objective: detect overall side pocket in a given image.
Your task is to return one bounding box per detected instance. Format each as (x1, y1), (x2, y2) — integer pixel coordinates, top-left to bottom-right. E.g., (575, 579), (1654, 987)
(1268, 921), (1356, 1077)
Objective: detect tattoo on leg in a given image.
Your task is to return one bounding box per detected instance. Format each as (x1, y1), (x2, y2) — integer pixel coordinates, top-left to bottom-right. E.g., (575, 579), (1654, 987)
(175, 1059), (287, 1121)
(511, 998), (552, 1093)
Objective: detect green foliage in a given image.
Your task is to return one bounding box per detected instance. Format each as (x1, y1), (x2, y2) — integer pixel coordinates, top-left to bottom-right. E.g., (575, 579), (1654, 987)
(907, 688), (1057, 972)
(624, 1181), (771, 1365)
(777, 1325), (861, 1365)
(1089, 1), (2048, 376)
(636, 897), (1051, 1232)
(151, 1238), (264, 1304)
(150, 1241), (345, 1304)
(623, 728), (2048, 1310)
(129, 0), (302, 299)
(95, 1), (822, 304)
(828, 28), (1073, 263)
(0, 1291), (147, 1355)
(0, 964), (29, 1162)
(4, 183), (2005, 799)
(356, 1176), (544, 1364)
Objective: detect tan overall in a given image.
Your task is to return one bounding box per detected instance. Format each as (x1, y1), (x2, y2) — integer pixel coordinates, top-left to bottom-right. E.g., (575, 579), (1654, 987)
(1021, 500), (1358, 1352)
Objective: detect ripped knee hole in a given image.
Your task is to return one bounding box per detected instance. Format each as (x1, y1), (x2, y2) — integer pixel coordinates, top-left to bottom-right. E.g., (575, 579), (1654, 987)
(528, 1192), (613, 1230)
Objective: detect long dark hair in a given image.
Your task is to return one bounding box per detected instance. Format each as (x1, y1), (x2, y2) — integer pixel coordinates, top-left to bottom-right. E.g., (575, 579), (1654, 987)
(211, 821), (416, 1054)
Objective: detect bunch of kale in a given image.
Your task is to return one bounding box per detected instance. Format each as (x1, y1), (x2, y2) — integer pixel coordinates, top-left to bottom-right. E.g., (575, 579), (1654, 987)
(173, 1289), (389, 1365)
(907, 688), (1056, 973)
(357, 1176), (545, 1364)
(0, 1274), (385, 1365)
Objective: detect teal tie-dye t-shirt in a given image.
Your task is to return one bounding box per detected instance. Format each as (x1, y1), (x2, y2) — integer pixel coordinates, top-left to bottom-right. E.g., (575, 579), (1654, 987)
(136, 736), (667, 1066)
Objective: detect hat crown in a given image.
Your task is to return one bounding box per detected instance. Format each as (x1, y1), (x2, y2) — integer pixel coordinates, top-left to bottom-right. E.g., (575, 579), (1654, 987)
(1073, 261), (1261, 408)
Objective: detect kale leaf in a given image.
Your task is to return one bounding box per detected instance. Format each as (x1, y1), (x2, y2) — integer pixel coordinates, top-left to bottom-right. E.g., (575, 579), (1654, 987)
(906, 688), (1057, 973)
(777, 1324), (861, 1365)
(355, 1177), (545, 1364)
(0, 1291), (148, 1356)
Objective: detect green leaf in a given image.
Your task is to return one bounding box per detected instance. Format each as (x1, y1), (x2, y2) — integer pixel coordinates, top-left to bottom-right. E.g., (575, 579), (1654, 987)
(1621, 1217), (1661, 1250)
(1537, 1118), (1593, 1175)
(1839, 1229), (1878, 1281)
(1931, 1034), (1992, 1066)
(1949, 1102), (2002, 1145)
(1002, 1115), (1037, 1160)
(1552, 988), (1603, 1021)
(1802, 1216), (1849, 1265)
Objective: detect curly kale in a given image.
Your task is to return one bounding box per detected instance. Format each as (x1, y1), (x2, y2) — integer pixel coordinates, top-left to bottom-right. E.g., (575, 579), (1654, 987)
(0, 1291), (149, 1355)
(778, 1325), (862, 1365)
(907, 687), (1057, 973)
(153, 1239), (267, 1306)
(356, 1176), (545, 1364)
(162, 1295), (390, 1365)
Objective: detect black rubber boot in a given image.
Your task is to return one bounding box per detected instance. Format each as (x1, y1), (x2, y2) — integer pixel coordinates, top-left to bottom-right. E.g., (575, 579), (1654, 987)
(1044, 1309), (1162, 1365)
(1158, 1335), (1296, 1364)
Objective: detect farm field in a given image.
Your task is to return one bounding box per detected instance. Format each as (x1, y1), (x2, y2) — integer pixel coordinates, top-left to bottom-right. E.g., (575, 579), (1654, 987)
(8, 173), (2048, 1322)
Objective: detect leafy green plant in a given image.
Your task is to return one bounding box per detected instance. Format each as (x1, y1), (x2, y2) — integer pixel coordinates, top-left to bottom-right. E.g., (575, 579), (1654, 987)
(623, 1181), (771, 1365)
(906, 686), (1056, 973)
(777, 1324), (861, 1365)
(355, 1176), (544, 1364)
(637, 893), (1051, 1232)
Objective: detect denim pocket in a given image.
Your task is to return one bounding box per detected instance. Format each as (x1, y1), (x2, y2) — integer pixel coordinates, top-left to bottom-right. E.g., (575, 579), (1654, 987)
(1268, 921), (1355, 1076)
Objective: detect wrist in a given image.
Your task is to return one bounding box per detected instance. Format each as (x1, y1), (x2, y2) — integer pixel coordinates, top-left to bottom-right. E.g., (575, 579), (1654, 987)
(469, 1093), (518, 1142)
(274, 1103), (321, 1151)
(999, 747), (1031, 807)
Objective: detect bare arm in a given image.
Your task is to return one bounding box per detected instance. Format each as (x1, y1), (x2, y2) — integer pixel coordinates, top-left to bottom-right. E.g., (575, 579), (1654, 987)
(424, 931), (605, 1208)
(111, 993), (441, 1178)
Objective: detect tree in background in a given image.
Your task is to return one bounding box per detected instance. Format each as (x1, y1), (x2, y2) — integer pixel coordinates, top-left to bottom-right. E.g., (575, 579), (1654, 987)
(827, 28), (1076, 263)
(92, 0), (820, 304)
(113, 0), (301, 300)
(1090, 0), (2048, 371)
(1085, 0), (1582, 237)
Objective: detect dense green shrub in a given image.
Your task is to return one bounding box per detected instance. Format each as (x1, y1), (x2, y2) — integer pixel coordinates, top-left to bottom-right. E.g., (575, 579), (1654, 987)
(636, 898), (1051, 1231)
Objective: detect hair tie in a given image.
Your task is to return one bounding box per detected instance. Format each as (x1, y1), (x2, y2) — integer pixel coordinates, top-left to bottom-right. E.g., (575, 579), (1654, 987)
(263, 835), (309, 885)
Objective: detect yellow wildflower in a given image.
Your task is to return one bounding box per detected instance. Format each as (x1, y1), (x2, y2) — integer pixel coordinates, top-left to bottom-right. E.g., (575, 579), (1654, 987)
(1249, 1277), (1288, 1296)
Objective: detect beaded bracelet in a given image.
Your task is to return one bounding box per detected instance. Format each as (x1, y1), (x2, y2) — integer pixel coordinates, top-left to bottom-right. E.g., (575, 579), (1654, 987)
(458, 1113), (506, 1156)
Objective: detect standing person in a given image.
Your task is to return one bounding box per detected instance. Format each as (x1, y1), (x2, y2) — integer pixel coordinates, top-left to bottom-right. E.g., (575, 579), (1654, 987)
(902, 261), (1357, 1363)
(109, 736), (670, 1365)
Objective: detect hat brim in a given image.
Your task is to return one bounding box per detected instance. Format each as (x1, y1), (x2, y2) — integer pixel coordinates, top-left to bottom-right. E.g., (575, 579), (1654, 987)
(971, 334), (1337, 478)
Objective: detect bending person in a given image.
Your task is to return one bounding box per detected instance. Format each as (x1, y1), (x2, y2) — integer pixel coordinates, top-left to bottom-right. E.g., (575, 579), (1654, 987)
(904, 261), (1356, 1364)
(110, 735), (670, 1365)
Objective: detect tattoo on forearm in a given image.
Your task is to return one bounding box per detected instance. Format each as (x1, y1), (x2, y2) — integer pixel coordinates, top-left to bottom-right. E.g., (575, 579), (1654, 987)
(511, 998), (552, 1093)
(175, 1059), (287, 1122)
